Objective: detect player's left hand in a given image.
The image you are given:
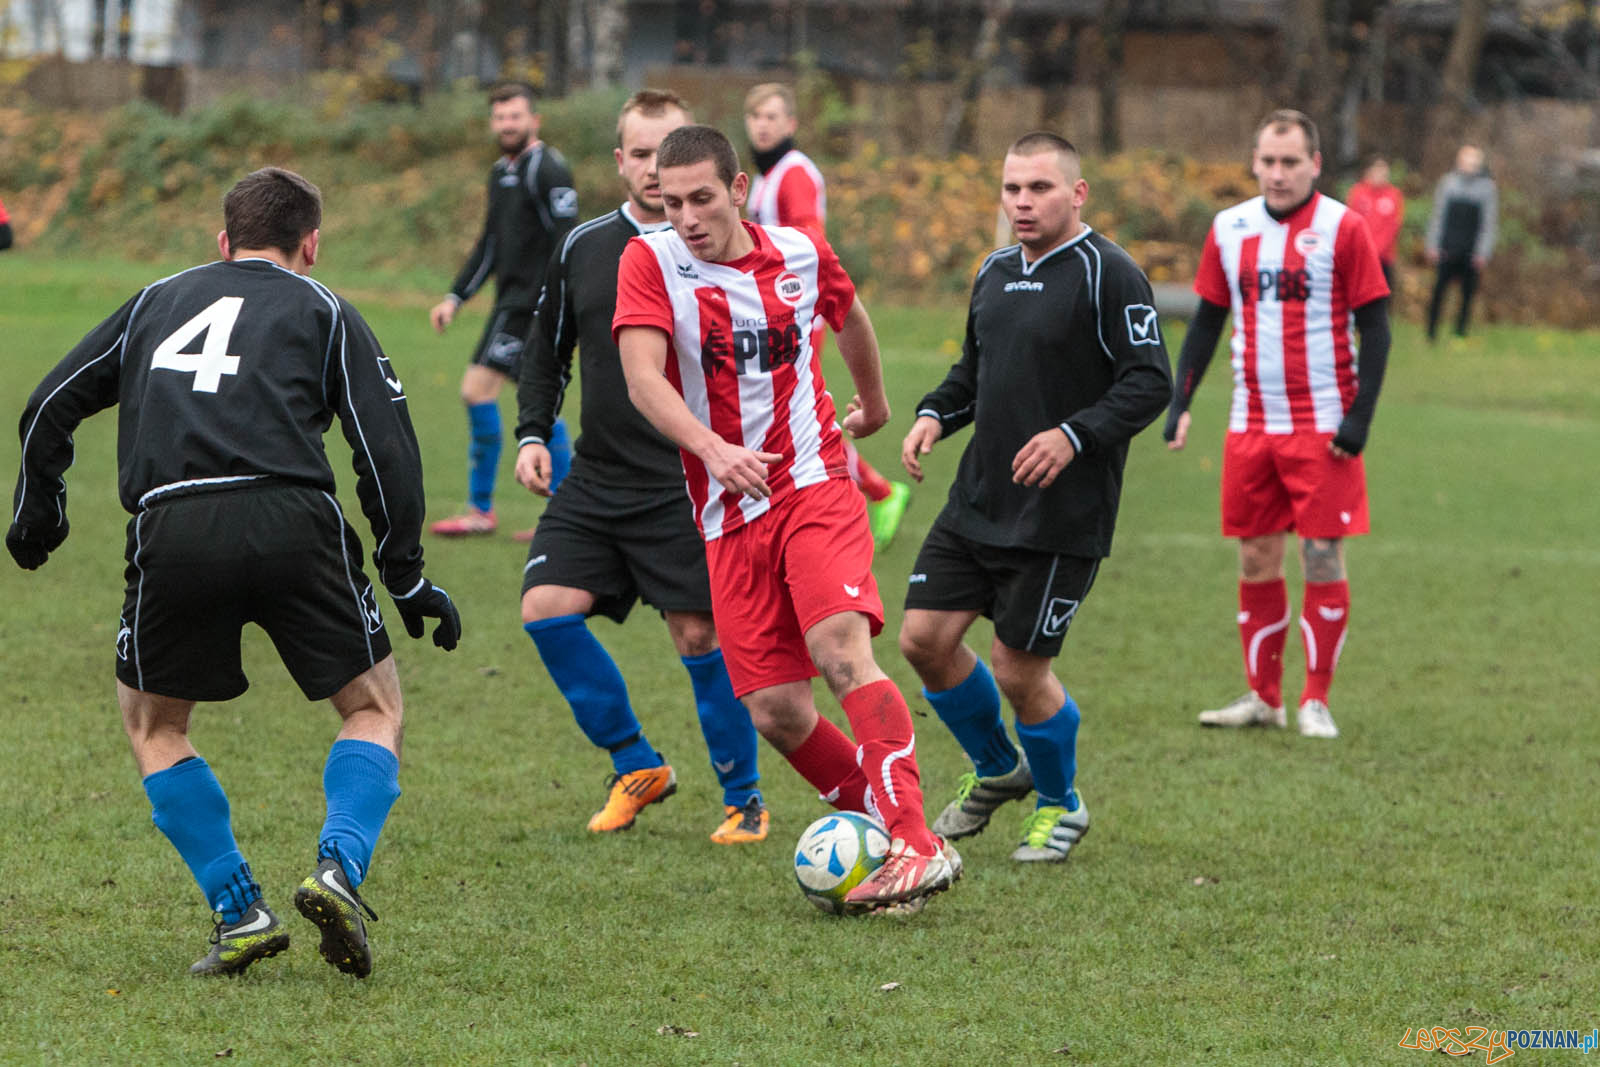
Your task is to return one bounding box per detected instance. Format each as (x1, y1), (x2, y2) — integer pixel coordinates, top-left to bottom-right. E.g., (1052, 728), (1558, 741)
(392, 579), (462, 651)
(842, 394), (890, 439)
(1012, 428), (1077, 488)
(1330, 416), (1368, 459)
(6, 519), (67, 570)
(515, 442), (553, 496)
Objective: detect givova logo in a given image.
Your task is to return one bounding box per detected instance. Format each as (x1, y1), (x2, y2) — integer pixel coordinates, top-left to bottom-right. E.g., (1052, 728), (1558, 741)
(1124, 304), (1160, 346)
(360, 584), (384, 634)
(1041, 597), (1080, 637)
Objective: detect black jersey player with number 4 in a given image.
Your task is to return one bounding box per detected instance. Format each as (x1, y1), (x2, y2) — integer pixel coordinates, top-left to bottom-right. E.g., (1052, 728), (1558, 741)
(897, 133), (1170, 867)
(9, 168), (461, 979)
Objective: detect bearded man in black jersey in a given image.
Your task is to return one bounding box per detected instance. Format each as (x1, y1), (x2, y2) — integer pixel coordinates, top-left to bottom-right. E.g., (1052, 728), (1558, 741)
(9, 168), (460, 978)
(430, 82), (579, 536)
(512, 91), (767, 845)
(897, 133), (1170, 865)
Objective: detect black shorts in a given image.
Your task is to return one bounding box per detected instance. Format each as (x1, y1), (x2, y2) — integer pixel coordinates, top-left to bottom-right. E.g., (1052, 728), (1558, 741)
(118, 483), (393, 702)
(903, 520), (1101, 657)
(471, 306), (532, 378)
(520, 473), (711, 622)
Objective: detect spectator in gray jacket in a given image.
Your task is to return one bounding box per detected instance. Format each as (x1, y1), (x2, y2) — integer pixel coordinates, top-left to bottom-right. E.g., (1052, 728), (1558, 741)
(1425, 144), (1498, 340)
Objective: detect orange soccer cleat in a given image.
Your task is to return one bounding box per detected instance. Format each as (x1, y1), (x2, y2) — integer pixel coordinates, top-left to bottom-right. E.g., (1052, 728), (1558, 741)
(710, 796), (770, 845)
(587, 763), (677, 832)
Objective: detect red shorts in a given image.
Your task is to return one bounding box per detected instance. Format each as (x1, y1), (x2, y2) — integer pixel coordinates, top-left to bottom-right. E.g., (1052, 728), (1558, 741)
(1221, 431), (1369, 539)
(705, 476), (883, 697)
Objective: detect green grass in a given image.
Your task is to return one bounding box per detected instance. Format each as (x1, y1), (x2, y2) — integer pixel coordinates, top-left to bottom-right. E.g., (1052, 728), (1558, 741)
(2, 250), (1597, 1065)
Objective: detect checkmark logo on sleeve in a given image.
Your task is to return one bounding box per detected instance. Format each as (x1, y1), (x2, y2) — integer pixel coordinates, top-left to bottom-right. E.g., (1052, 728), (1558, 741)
(1124, 303), (1161, 346)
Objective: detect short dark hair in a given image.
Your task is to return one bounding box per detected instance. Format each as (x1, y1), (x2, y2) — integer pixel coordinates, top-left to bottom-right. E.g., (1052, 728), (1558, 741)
(656, 124), (739, 187)
(1008, 131), (1078, 159)
(489, 82), (535, 108)
(223, 167), (322, 256)
(1255, 109), (1320, 157)
(617, 88), (693, 147)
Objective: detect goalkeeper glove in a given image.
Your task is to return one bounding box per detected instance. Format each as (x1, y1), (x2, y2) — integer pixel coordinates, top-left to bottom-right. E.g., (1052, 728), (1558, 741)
(6, 519), (68, 570)
(391, 578), (462, 650)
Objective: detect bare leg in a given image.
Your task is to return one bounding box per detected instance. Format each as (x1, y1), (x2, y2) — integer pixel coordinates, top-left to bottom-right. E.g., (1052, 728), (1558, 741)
(119, 681), (198, 776)
(328, 655), (403, 757)
(899, 608), (981, 693)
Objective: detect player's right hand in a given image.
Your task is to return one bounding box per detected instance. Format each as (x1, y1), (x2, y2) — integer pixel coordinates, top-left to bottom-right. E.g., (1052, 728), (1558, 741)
(900, 416), (942, 482)
(6, 519), (67, 570)
(704, 440), (781, 500)
(1165, 411), (1191, 451)
(429, 299), (457, 334)
(392, 578), (462, 651)
(515, 442), (553, 496)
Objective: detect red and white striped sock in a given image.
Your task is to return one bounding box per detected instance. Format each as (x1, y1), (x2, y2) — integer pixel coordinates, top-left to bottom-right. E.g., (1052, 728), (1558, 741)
(1238, 578), (1290, 708)
(1299, 579), (1350, 705)
(841, 680), (939, 854)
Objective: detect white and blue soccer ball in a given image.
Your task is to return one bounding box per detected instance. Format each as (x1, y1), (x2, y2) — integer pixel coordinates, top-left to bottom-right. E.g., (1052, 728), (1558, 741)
(793, 811), (891, 914)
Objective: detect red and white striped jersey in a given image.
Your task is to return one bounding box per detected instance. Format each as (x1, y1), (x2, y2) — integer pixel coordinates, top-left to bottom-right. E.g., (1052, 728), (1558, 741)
(748, 149), (826, 237)
(613, 220), (856, 540)
(1195, 192), (1389, 435)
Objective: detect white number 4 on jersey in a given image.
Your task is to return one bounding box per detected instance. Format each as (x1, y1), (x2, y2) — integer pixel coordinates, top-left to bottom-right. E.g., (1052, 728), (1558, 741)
(151, 296), (244, 392)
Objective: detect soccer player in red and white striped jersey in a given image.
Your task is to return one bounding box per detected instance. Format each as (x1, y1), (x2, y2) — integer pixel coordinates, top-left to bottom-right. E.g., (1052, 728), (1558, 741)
(1165, 109), (1392, 740)
(616, 125), (958, 914)
(743, 82), (912, 549)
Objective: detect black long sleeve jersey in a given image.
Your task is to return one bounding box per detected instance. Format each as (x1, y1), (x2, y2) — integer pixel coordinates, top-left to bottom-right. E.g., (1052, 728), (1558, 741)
(13, 258), (429, 595)
(450, 143), (579, 310)
(515, 205), (684, 489)
(916, 228), (1172, 557)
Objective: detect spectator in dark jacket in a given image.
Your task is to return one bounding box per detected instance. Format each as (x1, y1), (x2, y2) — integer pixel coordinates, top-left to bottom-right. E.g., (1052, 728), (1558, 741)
(1425, 145), (1498, 340)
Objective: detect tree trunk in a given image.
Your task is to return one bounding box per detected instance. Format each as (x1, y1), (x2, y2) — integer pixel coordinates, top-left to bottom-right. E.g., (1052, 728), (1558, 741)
(566, 0), (587, 89)
(1335, 0), (1389, 168)
(1281, 0), (1333, 121)
(1096, 0), (1132, 153)
(301, 0), (323, 71)
(1439, 0), (1490, 111)
(940, 0), (1014, 155)
(589, 0), (627, 88)
(91, 0), (106, 56)
(541, 0), (569, 96)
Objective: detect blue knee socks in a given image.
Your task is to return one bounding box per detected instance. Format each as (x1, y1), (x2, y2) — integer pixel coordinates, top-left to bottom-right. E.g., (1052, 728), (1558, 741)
(547, 417), (572, 495)
(681, 649), (761, 808)
(143, 757), (258, 922)
(525, 615), (661, 774)
(467, 401), (502, 512)
(924, 658), (1018, 778)
(318, 739), (401, 889)
(1015, 694), (1081, 810)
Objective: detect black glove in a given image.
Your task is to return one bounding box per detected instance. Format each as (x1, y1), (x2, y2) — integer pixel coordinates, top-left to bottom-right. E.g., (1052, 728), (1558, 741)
(7, 519), (68, 570)
(1331, 415), (1369, 457)
(391, 579), (462, 651)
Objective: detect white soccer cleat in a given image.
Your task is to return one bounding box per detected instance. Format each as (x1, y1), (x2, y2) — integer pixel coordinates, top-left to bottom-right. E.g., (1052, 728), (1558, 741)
(931, 752), (1034, 840)
(1296, 699), (1340, 739)
(1197, 692), (1286, 729)
(1010, 797), (1091, 863)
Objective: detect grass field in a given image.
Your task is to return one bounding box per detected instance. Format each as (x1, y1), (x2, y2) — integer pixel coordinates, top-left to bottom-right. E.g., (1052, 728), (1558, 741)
(1, 250), (1596, 1065)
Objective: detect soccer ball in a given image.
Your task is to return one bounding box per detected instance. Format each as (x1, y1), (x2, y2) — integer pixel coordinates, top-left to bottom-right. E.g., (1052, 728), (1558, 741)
(793, 811), (891, 914)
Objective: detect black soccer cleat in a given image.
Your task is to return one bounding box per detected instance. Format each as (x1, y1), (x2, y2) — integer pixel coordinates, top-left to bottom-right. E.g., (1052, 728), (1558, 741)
(294, 857), (378, 978)
(189, 900), (290, 977)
